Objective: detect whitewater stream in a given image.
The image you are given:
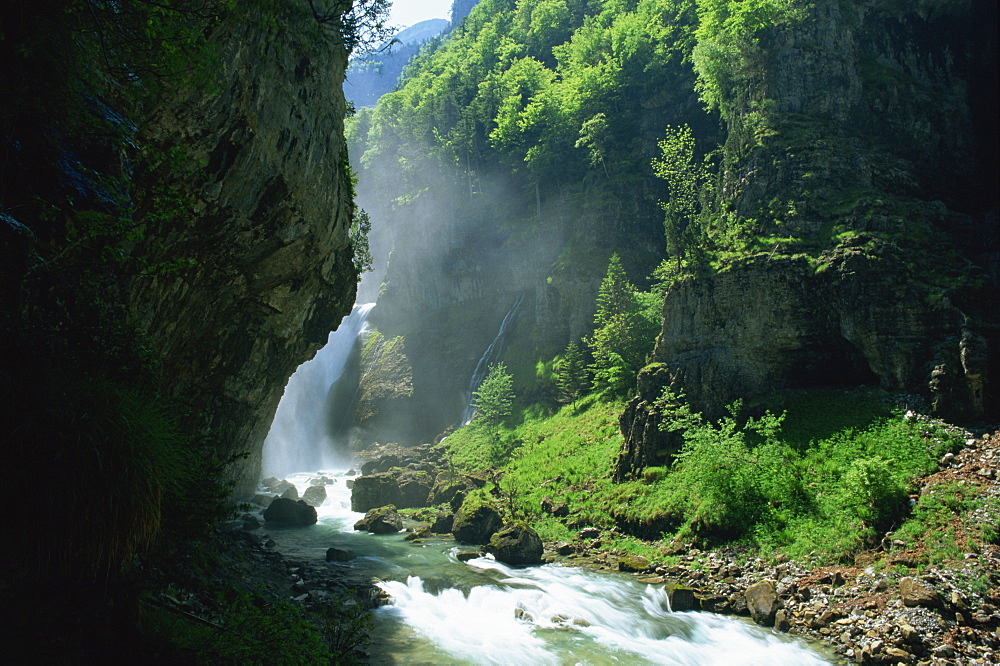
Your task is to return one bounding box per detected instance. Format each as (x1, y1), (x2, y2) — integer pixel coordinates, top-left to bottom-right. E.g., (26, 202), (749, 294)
(260, 303), (832, 663)
(262, 470), (831, 665)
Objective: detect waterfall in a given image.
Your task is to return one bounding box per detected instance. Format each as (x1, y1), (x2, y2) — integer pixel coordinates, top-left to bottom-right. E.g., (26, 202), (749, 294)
(262, 302), (375, 478)
(461, 295), (524, 424)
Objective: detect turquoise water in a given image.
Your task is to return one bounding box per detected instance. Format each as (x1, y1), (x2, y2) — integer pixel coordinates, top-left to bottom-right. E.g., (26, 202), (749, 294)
(264, 471), (832, 665)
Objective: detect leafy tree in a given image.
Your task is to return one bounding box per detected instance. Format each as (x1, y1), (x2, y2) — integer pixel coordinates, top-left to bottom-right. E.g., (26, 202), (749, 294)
(473, 362), (515, 443)
(554, 341), (590, 404)
(350, 208), (373, 279)
(653, 124), (711, 264)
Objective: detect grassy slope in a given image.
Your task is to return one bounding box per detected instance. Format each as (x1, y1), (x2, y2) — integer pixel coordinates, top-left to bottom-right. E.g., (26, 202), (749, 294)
(442, 388), (994, 572)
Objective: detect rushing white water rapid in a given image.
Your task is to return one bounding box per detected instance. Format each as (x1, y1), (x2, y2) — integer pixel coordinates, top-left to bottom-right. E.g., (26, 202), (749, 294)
(264, 470), (832, 665)
(461, 294), (524, 424)
(261, 303), (375, 478)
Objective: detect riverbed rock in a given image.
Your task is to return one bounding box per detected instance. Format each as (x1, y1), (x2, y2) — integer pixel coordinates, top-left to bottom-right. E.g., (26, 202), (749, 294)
(486, 524), (543, 565)
(456, 550), (481, 562)
(302, 485), (327, 507)
(745, 580), (779, 627)
(430, 512), (454, 534)
(618, 554), (651, 573)
(279, 484), (299, 500)
(899, 576), (941, 608)
(452, 497), (503, 545)
(397, 469), (434, 508)
(354, 505), (402, 534)
(351, 472), (402, 512)
(361, 454), (399, 476)
(262, 498), (317, 526)
(665, 584), (697, 612)
(325, 547), (354, 562)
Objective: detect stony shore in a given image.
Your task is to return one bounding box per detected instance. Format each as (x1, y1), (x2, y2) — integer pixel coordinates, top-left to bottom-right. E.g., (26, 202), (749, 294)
(543, 431), (1000, 665)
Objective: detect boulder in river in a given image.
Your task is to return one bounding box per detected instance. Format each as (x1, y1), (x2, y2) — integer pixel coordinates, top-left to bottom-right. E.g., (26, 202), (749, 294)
(452, 495), (503, 545)
(744, 580), (779, 627)
(351, 472), (402, 512)
(354, 504), (403, 534)
(665, 584), (697, 612)
(326, 547), (355, 562)
(486, 523), (544, 565)
(397, 469), (434, 508)
(262, 498), (317, 526)
(302, 485), (327, 507)
(431, 512), (454, 534)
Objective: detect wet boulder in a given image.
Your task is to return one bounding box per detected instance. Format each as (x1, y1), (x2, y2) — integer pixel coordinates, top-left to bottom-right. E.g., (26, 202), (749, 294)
(302, 485), (327, 507)
(326, 547), (354, 562)
(361, 454), (400, 475)
(452, 495), (503, 545)
(430, 512), (454, 534)
(354, 505), (403, 534)
(351, 472), (402, 512)
(397, 469), (434, 508)
(745, 580), (779, 627)
(486, 523), (543, 565)
(618, 554), (651, 573)
(665, 584), (697, 612)
(262, 498), (317, 526)
(427, 471), (476, 506)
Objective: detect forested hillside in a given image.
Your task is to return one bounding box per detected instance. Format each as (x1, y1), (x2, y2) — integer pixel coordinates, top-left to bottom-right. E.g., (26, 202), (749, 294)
(344, 4), (999, 660)
(349, 0), (997, 445)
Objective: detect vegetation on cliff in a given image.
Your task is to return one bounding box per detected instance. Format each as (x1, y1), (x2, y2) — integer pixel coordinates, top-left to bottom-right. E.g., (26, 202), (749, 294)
(1, 0), (387, 660)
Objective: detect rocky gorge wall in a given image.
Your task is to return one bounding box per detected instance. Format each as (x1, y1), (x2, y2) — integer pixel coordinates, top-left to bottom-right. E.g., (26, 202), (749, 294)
(617, 0), (999, 479)
(130, 6), (358, 497)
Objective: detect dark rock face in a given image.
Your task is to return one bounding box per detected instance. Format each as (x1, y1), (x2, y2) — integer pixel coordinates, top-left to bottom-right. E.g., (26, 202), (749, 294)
(665, 584), (697, 612)
(129, 6), (357, 498)
(616, 0), (999, 481)
(262, 498), (318, 526)
(354, 505), (402, 534)
(452, 500), (503, 545)
(325, 547), (354, 562)
(396, 470), (434, 509)
(350, 473), (402, 513)
(616, 245), (999, 479)
(486, 524), (544, 565)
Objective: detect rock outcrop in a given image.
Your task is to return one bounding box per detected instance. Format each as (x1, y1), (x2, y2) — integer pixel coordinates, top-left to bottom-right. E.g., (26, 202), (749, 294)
(486, 524), (544, 566)
(129, 4), (358, 497)
(617, 0), (998, 479)
(354, 505), (403, 534)
(262, 498), (318, 526)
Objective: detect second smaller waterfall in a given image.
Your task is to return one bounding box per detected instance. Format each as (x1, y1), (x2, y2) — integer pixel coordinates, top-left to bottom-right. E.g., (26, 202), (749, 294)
(461, 295), (523, 424)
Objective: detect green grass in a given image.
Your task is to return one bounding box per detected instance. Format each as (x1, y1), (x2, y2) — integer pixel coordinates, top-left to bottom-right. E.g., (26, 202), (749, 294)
(443, 387), (968, 566)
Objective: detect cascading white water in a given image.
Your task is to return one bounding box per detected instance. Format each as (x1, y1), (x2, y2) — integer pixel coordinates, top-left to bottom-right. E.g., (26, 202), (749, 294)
(261, 303), (375, 478)
(263, 473), (831, 665)
(461, 294), (524, 424)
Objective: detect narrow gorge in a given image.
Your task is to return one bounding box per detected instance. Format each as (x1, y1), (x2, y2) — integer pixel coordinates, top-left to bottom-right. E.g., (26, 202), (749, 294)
(1, 0), (997, 662)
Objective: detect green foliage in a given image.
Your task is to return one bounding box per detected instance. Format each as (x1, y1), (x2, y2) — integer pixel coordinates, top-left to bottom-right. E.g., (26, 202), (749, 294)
(553, 341), (591, 404)
(350, 208), (374, 278)
(653, 124), (714, 262)
(586, 254), (660, 396)
(144, 589), (371, 664)
(473, 362), (516, 450)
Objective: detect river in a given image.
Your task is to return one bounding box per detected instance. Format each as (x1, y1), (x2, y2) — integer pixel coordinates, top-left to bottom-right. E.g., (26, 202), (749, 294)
(263, 470), (832, 665)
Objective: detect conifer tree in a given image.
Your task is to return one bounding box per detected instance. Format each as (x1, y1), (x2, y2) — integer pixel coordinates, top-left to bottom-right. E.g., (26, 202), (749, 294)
(554, 341), (590, 404)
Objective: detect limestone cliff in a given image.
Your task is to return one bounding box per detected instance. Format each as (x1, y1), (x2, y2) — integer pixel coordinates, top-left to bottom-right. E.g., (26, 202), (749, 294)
(129, 7), (358, 496)
(616, 0), (998, 480)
